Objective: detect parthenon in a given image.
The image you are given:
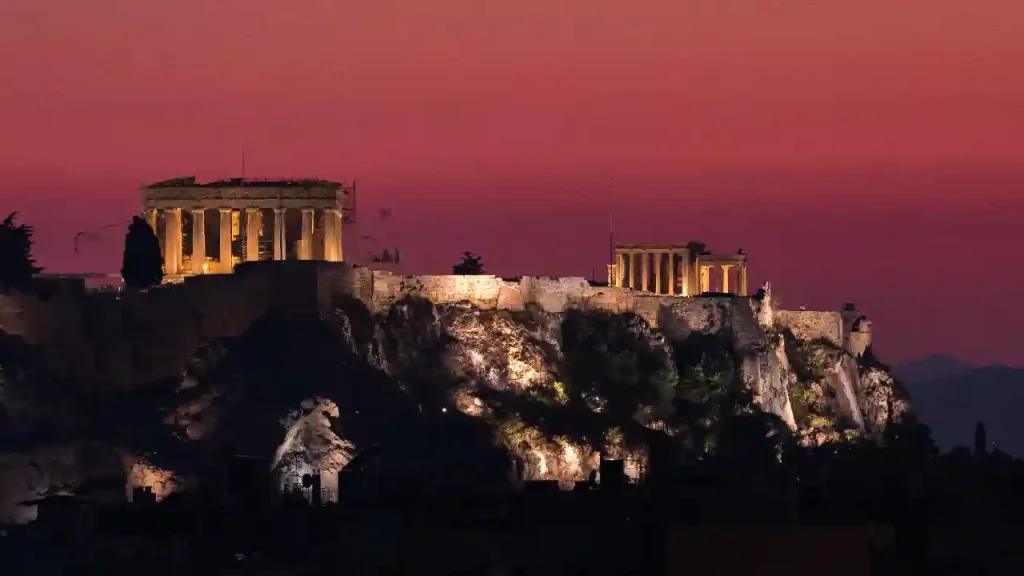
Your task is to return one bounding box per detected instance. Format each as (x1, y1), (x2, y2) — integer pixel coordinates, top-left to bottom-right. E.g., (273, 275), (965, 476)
(140, 177), (354, 280)
(607, 243), (748, 296)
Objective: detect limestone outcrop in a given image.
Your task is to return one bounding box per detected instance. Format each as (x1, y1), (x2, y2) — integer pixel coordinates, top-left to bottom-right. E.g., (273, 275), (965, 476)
(0, 262), (910, 523)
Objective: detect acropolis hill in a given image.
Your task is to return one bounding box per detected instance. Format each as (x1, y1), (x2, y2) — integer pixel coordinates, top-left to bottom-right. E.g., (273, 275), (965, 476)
(3, 260), (870, 392)
(0, 177), (908, 523)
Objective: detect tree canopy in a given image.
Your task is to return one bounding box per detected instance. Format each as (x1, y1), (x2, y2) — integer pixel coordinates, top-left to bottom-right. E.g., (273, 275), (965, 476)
(452, 251), (485, 275)
(0, 212), (42, 291)
(121, 216), (164, 289)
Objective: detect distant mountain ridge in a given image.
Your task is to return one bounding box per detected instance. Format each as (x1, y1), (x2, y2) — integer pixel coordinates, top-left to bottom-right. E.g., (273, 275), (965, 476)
(892, 354), (974, 384)
(896, 356), (1024, 456)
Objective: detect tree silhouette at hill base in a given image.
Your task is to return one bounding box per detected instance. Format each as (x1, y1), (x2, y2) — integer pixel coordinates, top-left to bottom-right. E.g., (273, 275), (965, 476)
(0, 212), (42, 291)
(121, 216), (164, 289)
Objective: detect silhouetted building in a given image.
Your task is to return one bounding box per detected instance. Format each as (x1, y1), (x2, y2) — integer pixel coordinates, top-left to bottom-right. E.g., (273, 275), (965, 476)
(227, 454), (272, 510)
(600, 458), (626, 490)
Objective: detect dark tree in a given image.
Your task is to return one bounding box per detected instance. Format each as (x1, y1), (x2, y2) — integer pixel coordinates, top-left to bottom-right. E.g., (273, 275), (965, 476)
(974, 420), (988, 456)
(452, 251), (484, 275)
(0, 212), (42, 291)
(121, 216), (163, 289)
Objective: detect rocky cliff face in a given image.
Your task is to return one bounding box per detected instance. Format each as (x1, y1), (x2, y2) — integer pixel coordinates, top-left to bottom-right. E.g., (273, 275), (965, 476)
(780, 330), (911, 446)
(0, 267), (911, 523)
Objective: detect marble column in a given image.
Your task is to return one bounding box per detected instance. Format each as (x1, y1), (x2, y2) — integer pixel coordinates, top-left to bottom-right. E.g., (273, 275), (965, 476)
(163, 207), (182, 276)
(667, 252), (675, 296)
(616, 252), (625, 287)
(739, 265), (748, 295)
(219, 209), (233, 273)
(699, 265), (710, 293)
(653, 252), (663, 295)
(335, 208), (344, 261)
(245, 207), (262, 261)
(721, 265), (732, 294)
(191, 208), (206, 273)
(148, 209), (163, 260)
(273, 208), (286, 261)
(684, 252), (692, 295)
(323, 208), (342, 262)
(640, 251), (649, 292)
(322, 210), (334, 261)
(300, 208), (314, 260)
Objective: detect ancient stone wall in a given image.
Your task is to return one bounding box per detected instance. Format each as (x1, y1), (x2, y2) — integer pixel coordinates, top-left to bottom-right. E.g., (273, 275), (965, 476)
(364, 270), (758, 339)
(367, 270), (645, 318)
(366, 271), (623, 315)
(774, 310), (844, 349)
(848, 318), (873, 359)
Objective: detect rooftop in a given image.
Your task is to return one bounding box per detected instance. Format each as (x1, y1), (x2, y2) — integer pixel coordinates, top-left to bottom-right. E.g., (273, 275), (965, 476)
(145, 176), (345, 189)
(614, 242), (714, 252)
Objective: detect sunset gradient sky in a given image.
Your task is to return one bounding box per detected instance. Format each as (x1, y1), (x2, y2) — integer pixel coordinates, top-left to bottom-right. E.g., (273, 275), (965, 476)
(1, 1), (1023, 365)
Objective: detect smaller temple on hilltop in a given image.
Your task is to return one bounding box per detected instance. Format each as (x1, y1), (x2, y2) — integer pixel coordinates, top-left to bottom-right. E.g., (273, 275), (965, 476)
(607, 243), (748, 296)
(140, 176), (355, 280)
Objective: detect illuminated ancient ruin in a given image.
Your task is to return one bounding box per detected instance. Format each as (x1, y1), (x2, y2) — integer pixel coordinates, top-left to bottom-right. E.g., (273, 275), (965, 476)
(607, 243), (748, 296)
(140, 176), (355, 280)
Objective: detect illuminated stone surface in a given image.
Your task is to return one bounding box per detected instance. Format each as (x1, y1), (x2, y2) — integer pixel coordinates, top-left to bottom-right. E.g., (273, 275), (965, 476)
(0, 262), (906, 522)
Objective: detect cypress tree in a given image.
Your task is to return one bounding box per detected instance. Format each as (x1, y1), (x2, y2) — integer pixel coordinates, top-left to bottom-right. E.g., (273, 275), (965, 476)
(121, 216), (163, 289)
(974, 420), (987, 456)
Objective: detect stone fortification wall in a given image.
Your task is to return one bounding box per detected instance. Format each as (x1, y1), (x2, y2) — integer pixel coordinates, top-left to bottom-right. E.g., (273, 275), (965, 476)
(365, 269), (739, 329)
(848, 318), (872, 358)
(774, 310), (844, 349)
(366, 269), (771, 342)
(369, 272), (620, 314)
(0, 262), (852, 391)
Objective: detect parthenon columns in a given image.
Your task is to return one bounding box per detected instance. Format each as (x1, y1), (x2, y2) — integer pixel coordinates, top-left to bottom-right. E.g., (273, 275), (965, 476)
(612, 247), (689, 294)
(640, 251), (649, 292)
(720, 265), (732, 294)
(323, 208), (343, 262)
(191, 208), (206, 273)
(273, 208), (286, 261)
(218, 209), (232, 273)
(163, 208), (182, 276)
(610, 245), (747, 296)
(666, 252), (675, 296)
(334, 209), (344, 262)
(141, 177), (350, 280)
(653, 252), (663, 295)
(245, 208), (261, 262)
(699, 265), (711, 293)
(697, 263), (749, 294)
(300, 209), (314, 260)
(144, 203), (346, 280)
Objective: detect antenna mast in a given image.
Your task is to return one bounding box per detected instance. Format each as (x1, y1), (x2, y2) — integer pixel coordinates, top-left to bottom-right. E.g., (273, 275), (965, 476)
(608, 176), (615, 266)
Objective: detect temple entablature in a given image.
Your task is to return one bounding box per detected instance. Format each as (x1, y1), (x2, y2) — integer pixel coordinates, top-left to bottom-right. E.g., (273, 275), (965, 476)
(607, 243), (749, 296)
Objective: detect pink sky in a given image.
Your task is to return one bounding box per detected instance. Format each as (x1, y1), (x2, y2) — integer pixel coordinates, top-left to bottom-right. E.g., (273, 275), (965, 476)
(1, 1), (1023, 365)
